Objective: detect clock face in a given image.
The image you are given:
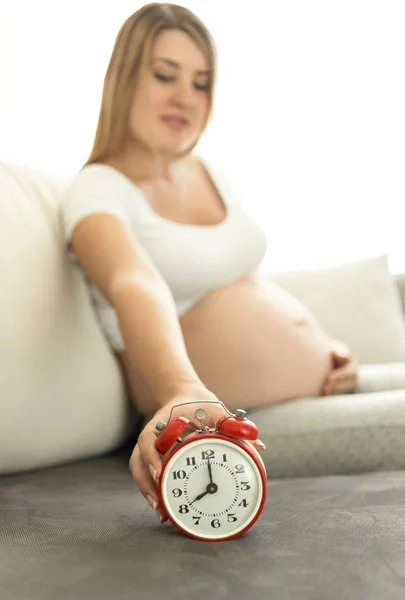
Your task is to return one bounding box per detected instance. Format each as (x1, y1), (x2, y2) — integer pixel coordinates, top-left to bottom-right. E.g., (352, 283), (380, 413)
(160, 437), (264, 540)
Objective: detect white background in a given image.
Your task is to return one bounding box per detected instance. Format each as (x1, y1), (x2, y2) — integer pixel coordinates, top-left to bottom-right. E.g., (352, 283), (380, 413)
(1, 1), (404, 273)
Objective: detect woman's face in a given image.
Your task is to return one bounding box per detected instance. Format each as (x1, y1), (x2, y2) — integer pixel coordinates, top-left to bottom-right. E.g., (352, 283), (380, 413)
(128, 29), (211, 157)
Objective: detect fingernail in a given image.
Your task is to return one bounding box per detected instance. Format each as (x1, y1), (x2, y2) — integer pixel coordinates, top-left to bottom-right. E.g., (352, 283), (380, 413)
(146, 494), (158, 511)
(157, 509), (167, 524)
(256, 439), (266, 450)
(149, 464), (157, 482)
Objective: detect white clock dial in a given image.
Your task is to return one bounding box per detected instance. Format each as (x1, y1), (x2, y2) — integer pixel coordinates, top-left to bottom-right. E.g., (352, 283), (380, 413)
(161, 438), (263, 540)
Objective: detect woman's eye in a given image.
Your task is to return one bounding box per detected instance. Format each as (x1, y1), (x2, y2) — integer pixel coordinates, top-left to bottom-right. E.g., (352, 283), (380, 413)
(194, 82), (210, 92)
(154, 72), (210, 92)
(154, 72), (175, 83)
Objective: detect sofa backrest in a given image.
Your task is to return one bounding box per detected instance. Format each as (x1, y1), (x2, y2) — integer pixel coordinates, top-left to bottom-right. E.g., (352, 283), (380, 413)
(0, 162), (137, 475)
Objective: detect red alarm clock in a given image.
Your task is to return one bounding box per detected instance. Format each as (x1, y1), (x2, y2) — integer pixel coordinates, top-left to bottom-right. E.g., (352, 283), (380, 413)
(155, 401), (267, 542)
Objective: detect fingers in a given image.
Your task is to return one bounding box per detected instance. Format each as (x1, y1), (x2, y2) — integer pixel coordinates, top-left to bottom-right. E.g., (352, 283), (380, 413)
(129, 442), (168, 524)
(330, 340), (353, 369)
(251, 439), (266, 451)
(332, 380), (356, 394)
(330, 350), (351, 368)
(323, 378), (355, 395)
(137, 424), (163, 480)
(322, 368), (357, 395)
(332, 354), (351, 367)
(323, 355), (357, 393)
(129, 444), (158, 502)
(331, 364), (357, 382)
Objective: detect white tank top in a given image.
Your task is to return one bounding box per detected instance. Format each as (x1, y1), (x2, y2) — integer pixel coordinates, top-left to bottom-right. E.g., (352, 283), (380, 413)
(60, 157), (268, 350)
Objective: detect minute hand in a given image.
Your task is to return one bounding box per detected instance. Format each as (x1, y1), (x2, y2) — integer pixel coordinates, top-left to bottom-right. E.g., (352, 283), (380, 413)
(207, 457), (213, 484)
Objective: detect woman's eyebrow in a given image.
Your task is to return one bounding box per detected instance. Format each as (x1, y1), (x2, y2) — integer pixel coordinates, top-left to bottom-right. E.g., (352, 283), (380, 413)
(152, 57), (210, 76)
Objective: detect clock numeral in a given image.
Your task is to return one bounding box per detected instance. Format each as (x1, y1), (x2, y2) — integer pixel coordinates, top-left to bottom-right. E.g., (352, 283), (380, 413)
(222, 453), (228, 463)
(238, 499), (249, 507)
(178, 504), (190, 514)
(227, 513), (238, 523)
(186, 456), (196, 466)
(173, 470), (187, 480)
(202, 449), (215, 460)
(172, 488), (182, 498)
(235, 464), (245, 474)
(241, 481), (251, 491)
(192, 516), (201, 525)
(211, 519), (221, 529)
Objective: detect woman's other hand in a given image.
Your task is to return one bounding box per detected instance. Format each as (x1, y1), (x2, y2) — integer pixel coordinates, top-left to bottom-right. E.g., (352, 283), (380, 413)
(129, 384), (266, 523)
(322, 339), (358, 396)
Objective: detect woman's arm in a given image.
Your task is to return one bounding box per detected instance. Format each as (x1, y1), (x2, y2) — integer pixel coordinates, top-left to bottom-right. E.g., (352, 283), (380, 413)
(69, 212), (235, 519)
(70, 212), (204, 405)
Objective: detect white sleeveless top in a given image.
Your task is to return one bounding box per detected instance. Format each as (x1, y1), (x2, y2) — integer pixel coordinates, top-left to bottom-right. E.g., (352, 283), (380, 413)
(60, 157), (268, 351)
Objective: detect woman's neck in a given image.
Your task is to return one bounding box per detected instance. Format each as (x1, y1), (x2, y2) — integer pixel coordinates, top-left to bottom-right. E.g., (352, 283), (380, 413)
(110, 139), (184, 184)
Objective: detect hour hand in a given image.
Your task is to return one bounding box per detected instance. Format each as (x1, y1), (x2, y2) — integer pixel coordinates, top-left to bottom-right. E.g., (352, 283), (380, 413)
(191, 490), (209, 504)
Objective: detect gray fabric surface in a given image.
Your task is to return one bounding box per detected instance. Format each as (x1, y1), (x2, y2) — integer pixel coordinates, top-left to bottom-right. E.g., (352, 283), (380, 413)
(1, 448), (405, 600)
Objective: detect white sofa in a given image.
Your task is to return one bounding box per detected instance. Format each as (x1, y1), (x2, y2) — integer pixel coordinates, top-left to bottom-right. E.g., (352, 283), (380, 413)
(2, 160), (405, 477)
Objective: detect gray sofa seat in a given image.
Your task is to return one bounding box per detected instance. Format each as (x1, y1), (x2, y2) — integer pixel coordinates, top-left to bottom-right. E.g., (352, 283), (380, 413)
(1, 448), (405, 600)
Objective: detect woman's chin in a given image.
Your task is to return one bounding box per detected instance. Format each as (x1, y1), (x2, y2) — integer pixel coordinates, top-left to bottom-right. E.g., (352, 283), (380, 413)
(155, 132), (198, 157)
(156, 142), (192, 157)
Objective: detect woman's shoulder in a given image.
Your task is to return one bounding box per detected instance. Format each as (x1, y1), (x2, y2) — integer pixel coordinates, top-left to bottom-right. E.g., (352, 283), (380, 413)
(62, 162), (147, 210)
(65, 163), (133, 193)
(59, 163), (140, 244)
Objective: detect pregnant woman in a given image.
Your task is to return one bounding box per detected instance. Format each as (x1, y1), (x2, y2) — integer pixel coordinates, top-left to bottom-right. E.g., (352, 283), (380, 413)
(61, 3), (357, 523)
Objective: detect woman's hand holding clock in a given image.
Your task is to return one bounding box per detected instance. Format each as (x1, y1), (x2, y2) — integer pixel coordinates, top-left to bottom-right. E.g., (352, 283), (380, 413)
(129, 385), (230, 523)
(129, 385), (266, 526)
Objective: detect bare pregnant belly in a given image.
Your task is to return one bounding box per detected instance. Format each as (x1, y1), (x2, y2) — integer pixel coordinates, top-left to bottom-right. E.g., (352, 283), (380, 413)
(179, 274), (333, 408)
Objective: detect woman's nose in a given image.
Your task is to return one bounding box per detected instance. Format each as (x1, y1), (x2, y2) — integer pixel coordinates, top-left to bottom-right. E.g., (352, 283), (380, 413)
(172, 81), (196, 108)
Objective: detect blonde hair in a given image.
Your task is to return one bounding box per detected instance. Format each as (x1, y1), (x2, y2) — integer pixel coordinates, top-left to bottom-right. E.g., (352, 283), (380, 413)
(85, 2), (216, 166)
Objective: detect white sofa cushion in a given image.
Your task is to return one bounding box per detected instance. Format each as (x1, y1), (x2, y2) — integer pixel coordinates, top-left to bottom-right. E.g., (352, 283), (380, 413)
(270, 255), (405, 364)
(0, 162), (137, 475)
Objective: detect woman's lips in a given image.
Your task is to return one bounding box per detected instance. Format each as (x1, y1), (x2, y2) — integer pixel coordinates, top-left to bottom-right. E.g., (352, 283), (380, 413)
(161, 115), (190, 131)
